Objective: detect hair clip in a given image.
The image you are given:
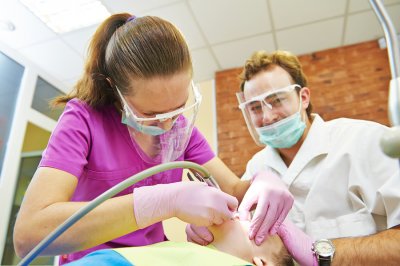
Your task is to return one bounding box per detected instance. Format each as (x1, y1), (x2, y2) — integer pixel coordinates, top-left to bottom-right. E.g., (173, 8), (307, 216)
(127, 15), (137, 23)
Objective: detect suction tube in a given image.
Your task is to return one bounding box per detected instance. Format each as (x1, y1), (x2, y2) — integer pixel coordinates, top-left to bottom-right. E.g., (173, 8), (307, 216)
(18, 161), (212, 266)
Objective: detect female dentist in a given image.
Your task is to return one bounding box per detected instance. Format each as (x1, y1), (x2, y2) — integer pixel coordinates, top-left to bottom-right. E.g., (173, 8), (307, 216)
(13, 14), (293, 265)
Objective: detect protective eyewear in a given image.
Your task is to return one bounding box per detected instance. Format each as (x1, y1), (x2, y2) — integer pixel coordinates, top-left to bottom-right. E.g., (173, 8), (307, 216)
(238, 84), (301, 113)
(236, 84), (302, 147)
(117, 81), (202, 123)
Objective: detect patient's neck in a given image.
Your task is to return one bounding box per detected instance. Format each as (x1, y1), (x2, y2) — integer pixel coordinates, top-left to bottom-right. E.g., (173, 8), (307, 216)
(208, 220), (254, 263)
(208, 219), (284, 266)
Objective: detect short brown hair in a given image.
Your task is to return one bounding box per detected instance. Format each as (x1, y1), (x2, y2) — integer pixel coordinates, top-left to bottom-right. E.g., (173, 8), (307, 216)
(53, 14), (192, 108)
(239, 50), (312, 117)
(272, 245), (295, 266)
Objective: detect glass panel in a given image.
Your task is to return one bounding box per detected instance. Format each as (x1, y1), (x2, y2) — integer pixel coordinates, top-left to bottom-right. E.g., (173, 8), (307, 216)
(2, 123), (54, 265)
(1, 154), (55, 265)
(0, 50), (24, 175)
(31, 77), (65, 121)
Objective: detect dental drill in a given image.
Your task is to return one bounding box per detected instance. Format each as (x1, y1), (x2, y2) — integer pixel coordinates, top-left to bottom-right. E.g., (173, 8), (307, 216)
(18, 161), (214, 266)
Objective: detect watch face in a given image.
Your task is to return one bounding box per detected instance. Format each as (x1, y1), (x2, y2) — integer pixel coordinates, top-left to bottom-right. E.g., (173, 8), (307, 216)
(314, 239), (335, 257)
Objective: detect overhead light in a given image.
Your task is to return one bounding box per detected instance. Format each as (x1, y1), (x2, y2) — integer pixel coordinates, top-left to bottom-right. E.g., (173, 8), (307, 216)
(0, 20), (16, 31)
(20, 0), (111, 33)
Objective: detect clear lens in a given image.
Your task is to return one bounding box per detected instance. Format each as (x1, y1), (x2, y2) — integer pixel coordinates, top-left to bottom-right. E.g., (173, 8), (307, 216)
(118, 81), (201, 124)
(240, 84), (300, 125)
(118, 81), (202, 163)
(237, 84), (302, 146)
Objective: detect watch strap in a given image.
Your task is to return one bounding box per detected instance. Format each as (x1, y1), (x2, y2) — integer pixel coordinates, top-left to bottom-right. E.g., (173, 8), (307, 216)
(318, 255), (332, 266)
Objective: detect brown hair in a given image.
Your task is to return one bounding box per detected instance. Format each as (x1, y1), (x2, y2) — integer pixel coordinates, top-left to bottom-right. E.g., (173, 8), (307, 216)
(239, 50), (312, 117)
(53, 14), (192, 108)
(272, 243), (295, 266)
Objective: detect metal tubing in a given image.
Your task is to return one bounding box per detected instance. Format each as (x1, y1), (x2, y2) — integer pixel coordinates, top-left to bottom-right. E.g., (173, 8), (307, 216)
(369, 0), (400, 126)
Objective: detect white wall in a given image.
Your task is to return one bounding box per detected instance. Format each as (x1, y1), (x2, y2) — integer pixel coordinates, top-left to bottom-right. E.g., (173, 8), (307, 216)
(0, 42), (62, 263)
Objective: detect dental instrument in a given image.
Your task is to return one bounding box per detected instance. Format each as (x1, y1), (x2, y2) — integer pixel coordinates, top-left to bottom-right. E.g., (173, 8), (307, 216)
(187, 171), (221, 190)
(18, 161), (212, 266)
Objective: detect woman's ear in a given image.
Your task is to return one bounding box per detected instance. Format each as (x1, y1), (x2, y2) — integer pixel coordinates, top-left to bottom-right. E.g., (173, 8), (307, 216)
(253, 256), (267, 266)
(106, 77), (114, 88)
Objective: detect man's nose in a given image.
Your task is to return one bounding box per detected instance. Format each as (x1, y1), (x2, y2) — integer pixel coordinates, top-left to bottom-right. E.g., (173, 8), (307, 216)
(261, 106), (278, 125)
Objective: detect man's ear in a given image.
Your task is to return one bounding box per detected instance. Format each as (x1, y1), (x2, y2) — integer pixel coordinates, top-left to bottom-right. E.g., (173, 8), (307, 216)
(300, 86), (310, 110)
(253, 256), (267, 266)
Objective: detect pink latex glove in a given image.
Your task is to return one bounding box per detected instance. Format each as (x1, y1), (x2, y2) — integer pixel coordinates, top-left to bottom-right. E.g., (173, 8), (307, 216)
(238, 170), (294, 245)
(277, 220), (318, 266)
(186, 224), (214, 246)
(133, 182), (238, 228)
(186, 212), (241, 245)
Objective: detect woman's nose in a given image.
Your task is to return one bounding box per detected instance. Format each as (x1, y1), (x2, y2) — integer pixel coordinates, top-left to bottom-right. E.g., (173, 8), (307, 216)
(158, 118), (174, 131)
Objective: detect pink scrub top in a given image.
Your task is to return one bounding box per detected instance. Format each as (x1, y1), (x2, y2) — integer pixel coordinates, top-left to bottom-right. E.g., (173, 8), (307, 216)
(39, 99), (215, 264)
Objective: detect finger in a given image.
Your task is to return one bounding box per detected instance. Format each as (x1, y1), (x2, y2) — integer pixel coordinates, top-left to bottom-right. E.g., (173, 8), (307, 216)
(254, 203), (279, 245)
(226, 194), (239, 211)
(266, 199), (283, 235)
(194, 226), (214, 243)
(237, 193), (255, 213)
(279, 195), (294, 222)
(238, 210), (252, 221)
(186, 225), (210, 245)
(276, 220), (290, 240)
(212, 215), (225, 225)
(188, 231), (208, 245)
(271, 202), (288, 235)
(237, 194), (256, 221)
(249, 198), (269, 240)
(270, 195), (293, 234)
(216, 193), (239, 221)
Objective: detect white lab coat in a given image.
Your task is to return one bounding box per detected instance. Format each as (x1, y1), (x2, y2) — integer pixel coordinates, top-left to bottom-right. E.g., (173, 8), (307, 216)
(242, 114), (400, 240)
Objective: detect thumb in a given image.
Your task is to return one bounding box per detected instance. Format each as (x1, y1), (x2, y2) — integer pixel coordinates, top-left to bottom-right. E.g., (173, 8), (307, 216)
(238, 190), (257, 220)
(237, 209), (252, 221)
(226, 194), (239, 212)
(237, 197), (255, 221)
(276, 220), (289, 239)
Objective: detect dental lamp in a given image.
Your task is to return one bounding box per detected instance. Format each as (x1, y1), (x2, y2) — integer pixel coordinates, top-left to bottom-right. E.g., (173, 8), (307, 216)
(369, 0), (400, 158)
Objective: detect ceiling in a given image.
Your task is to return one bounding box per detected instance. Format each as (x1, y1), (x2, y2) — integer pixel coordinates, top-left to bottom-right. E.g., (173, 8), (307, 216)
(0, 0), (399, 93)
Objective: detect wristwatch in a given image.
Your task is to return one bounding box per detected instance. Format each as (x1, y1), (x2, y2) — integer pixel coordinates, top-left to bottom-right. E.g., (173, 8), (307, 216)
(312, 239), (335, 266)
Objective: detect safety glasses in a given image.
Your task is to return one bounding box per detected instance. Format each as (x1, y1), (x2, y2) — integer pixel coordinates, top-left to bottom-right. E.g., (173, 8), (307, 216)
(238, 84), (301, 112)
(117, 81), (202, 123)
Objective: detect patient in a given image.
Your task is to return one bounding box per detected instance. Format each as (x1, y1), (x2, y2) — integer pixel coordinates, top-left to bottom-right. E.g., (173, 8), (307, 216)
(65, 218), (293, 266)
(210, 218), (293, 266)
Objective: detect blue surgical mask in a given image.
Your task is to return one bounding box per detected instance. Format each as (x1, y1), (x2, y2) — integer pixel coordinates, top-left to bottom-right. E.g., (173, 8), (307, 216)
(121, 112), (166, 136)
(255, 104), (306, 149)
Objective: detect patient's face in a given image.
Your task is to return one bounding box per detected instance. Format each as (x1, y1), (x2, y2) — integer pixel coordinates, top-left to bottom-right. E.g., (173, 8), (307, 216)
(208, 218), (285, 266)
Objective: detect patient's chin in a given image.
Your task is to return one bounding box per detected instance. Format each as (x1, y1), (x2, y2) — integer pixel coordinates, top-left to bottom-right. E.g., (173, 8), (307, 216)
(238, 220), (251, 230)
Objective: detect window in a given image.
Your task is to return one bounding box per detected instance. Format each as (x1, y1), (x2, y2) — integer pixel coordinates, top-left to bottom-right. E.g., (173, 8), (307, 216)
(0, 51), (24, 174)
(31, 77), (65, 121)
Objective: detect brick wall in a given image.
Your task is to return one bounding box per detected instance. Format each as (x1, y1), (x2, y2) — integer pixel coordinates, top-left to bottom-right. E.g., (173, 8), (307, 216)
(215, 40), (391, 176)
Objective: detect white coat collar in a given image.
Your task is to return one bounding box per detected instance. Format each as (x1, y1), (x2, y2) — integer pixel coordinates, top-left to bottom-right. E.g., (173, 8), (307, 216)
(263, 114), (330, 186)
